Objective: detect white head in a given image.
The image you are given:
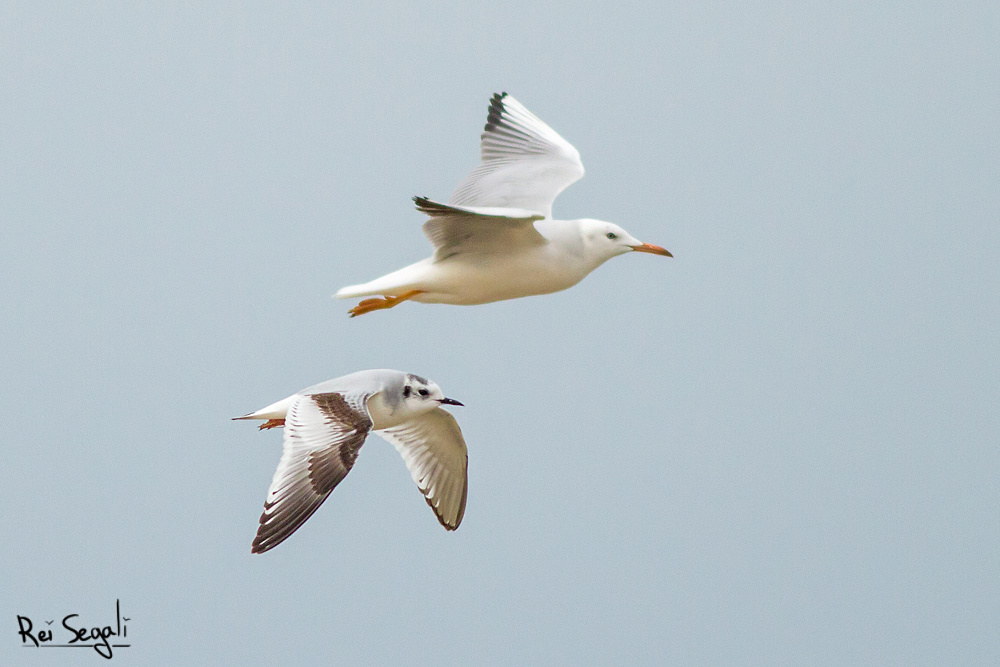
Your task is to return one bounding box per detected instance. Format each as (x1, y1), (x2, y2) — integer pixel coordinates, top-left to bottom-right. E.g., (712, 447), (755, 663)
(577, 219), (672, 266)
(396, 373), (463, 417)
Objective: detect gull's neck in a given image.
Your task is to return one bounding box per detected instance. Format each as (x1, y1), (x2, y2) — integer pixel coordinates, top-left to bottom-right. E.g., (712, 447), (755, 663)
(537, 218), (612, 271)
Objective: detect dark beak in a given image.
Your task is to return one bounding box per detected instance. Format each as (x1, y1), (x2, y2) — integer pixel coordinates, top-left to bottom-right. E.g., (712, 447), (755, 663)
(439, 397), (464, 406)
(630, 242), (672, 257)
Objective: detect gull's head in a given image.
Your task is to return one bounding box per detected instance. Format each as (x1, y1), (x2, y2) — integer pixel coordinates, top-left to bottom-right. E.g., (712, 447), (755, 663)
(398, 374), (463, 415)
(579, 219), (672, 263)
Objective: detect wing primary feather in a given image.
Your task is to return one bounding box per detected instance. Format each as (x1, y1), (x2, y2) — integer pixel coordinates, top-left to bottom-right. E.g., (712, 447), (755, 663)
(448, 92), (585, 216)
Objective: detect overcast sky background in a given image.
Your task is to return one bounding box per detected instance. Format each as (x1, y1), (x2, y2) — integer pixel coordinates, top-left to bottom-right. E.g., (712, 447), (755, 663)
(3, 2), (998, 664)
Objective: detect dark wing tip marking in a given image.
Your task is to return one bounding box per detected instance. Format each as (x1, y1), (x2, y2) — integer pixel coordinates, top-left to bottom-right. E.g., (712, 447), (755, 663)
(415, 200), (449, 216)
(252, 498), (326, 554)
(414, 198), (485, 219)
(413, 195), (437, 213)
(484, 92), (509, 132)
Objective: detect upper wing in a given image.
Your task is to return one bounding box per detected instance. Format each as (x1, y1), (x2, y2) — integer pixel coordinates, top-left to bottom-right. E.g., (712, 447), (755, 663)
(251, 391), (373, 554)
(376, 408), (468, 530)
(448, 93), (585, 219)
(416, 196), (546, 261)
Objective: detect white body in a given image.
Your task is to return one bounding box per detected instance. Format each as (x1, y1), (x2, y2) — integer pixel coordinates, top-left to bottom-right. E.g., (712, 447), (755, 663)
(339, 220), (608, 305)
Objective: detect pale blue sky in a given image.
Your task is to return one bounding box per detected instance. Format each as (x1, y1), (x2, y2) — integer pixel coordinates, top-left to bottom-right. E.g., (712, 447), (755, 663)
(3, 2), (998, 664)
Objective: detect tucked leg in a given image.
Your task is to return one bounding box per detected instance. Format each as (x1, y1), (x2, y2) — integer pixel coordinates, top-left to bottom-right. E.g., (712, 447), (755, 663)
(259, 419), (285, 430)
(348, 289), (425, 317)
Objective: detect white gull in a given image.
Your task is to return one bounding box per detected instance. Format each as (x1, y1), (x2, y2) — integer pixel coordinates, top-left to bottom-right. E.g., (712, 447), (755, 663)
(337, 93), (671, 316)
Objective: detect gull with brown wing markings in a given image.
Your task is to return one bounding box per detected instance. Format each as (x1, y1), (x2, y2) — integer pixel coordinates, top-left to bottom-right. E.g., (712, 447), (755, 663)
(234, 369), (468, 553)
(336, 93), (671, 316)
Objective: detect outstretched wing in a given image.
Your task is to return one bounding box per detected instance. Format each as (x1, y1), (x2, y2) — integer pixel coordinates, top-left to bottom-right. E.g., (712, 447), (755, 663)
(448, 93), (585, 219)
(416, 196), (546, 261)
(376, 408), (469, 530)
(251, 391), (373, 554)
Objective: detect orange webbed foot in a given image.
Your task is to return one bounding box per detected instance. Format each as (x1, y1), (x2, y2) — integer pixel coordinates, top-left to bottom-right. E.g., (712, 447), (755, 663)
(259, 419), (285, 430)
(348, 290), (425, 317)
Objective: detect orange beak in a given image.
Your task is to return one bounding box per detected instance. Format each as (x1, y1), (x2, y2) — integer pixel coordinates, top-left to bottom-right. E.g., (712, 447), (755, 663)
(630, 243), (672, 257)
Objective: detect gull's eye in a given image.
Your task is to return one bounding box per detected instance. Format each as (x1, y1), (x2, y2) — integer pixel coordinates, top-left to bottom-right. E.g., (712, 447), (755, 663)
(418, 388), (429, 397)
(606, 232), (618, 240)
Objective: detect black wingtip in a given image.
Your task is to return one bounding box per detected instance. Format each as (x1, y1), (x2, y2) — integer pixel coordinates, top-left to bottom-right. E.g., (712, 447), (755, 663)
(250, 511), (269, 553)
(413, 197), (461, 217)
(485, 92), (508, 132)
(413, 196), (439, 214)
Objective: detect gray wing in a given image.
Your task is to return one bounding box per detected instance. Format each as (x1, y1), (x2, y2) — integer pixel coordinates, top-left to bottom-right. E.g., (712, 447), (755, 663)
(448, 93), (585, 219)
(251, 391), (373, 554)
(416, 196), (546, 261)
(376, 408), (468, 530)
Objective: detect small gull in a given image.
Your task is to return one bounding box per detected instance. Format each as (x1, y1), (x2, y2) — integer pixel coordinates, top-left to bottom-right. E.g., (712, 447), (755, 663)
(234, 369), (467, 553)
(337, 92), (672, 316)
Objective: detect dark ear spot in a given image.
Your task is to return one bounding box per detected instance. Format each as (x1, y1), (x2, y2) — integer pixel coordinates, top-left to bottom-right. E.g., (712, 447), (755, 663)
(403, 386), (411, 398)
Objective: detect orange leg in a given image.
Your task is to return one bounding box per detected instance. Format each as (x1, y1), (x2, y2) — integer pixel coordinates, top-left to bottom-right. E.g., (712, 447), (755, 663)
(259, 419), (285, 431)
(348, 289), (425, 317)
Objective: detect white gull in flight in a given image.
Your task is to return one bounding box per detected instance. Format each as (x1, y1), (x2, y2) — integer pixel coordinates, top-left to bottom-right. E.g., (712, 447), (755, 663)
(337, 92), (671, 316)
